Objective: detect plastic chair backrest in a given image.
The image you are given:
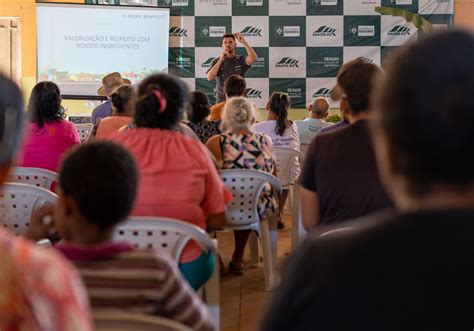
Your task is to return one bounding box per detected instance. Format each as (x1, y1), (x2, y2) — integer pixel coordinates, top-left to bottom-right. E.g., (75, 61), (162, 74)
(114, 217), (216, 260)
(273, 146), (303, 187)
(76, 124), (92, 143)
(0, 183), (58, 235)
(219, 169), (282, 226)
(8, 167), (58, 191)
(93, 310), (192, 331)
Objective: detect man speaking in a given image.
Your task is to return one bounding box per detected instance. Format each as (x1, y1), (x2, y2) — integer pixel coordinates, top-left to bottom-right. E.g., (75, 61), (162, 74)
(206, 33), (257, 103)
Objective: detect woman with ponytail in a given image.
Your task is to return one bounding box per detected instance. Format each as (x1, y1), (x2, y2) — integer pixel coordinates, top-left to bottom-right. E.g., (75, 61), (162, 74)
(110, 73), (232, 291)
(186, 91), (221, 144)
(252, 92), (301, 228)
(18, 81), (80, 171)
(90, 84), (133, 140)
(206, 96), (277, 275)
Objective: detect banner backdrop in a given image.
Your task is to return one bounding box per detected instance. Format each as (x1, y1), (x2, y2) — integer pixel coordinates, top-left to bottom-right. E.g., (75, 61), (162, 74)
(87, 0), (454, 108)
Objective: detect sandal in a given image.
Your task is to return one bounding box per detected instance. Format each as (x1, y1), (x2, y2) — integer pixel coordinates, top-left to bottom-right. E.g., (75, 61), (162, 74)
(228, 261), (244, 275)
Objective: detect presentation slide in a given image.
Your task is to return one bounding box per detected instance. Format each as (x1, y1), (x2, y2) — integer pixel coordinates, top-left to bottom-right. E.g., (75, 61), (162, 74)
(36, 3), (169, 97)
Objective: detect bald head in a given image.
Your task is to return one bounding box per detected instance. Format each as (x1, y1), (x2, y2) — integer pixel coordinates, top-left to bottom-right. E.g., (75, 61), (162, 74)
(309, 97), (330, 119)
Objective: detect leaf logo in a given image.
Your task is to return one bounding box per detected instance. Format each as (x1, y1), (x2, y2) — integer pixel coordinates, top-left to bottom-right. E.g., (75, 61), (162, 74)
(169, 27), (188, 37)
(276, 57), (299, 68)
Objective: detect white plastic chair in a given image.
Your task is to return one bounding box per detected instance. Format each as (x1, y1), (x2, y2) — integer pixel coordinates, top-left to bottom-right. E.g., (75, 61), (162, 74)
(114, 217), (220, 330)
(273, 147), (304, 246)
(93, 310), (192, 331)
(8, 167), (58, 191)
(75, 123), (93, 143)
(0, 183), (58, 235)
(219, 169), (282, 291)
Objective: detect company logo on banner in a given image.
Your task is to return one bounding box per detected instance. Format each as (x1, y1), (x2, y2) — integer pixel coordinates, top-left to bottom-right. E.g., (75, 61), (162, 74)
(388, 0), (412, 4)
(245, 47), (268, 78)
(306, 78), (338, 107)
(195, 0), (231, 15)
(387, 25), (411, 35)
(307, 47), (343, 77)
(171, 0), (188, 5)
(313, 26), (336, 36)
(169, 47), (195, 77)
(246, 78), (269, 107)
(200, 26), (226, 37)
(169, 27), (188, 37)
(275, 26), (300, 37)
(313, 88), (332, 98)
(232, 17), (268, 46)
(344, 16), (381, 46)
(381, 16), (417, 46)
(269, 0), (306, 15)
(308, 0), (342, 15)
(357, 56), (374, 63)
(201, 57), (217, 68)
(350, 25), (375, 37)
(307, 16), (343, 46)
(313, 0), (338, 4)
(169, 16), (195, 47)
(246, 88), (263, 98)
(276, 57), (299, 68)
(240, 26), (262, 37)
(270, 78), (306, 107)
(343, 0), (380, 15)
(238, 0), (263, 5)
(270, 47), (306, 77)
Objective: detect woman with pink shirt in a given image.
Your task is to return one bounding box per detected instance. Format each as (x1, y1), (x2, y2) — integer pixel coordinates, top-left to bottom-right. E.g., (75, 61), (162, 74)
(18, 81), (80, 172)
(110, 73), (232, 290)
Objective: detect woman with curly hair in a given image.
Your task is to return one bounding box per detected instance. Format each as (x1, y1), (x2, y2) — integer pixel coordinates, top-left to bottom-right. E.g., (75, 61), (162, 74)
(18, 81), (80, 171)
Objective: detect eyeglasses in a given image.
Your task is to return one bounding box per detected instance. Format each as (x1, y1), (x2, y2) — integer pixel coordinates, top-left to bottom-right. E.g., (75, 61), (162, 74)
(277, 92), (289, 99)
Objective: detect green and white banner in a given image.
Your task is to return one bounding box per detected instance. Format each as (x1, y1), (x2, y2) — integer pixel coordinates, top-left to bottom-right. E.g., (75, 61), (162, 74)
(88, 0), (454, 108)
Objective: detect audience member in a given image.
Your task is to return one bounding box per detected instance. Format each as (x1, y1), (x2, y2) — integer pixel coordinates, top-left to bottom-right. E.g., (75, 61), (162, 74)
(27, 142), (215, 331)
(92, 72), (131, 125)
(0, 74), (92, 331)
(110, 73), (232, 290)
(186, 91), (221, 144)
(318, 85), (349, 133)
(18, 81), (80, 171)
(261, 30), (474, 331)
(299, 59), (391, 229)
(294, 97), (333, 146)
(209, 74), (246, 121)
(252, 92), (301, 228)
(90, 84), (133, 140)
(207, 97), (276, 274)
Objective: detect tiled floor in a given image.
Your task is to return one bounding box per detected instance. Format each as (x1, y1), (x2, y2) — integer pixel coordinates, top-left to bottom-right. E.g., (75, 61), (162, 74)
(217, 213), (293, 331)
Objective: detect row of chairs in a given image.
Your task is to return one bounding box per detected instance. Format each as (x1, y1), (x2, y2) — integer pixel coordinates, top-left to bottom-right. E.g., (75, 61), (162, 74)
(0, 166), (288, 330)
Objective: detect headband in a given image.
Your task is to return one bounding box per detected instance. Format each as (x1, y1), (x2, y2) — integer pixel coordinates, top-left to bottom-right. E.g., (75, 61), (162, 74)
(153, 90), (167, 113)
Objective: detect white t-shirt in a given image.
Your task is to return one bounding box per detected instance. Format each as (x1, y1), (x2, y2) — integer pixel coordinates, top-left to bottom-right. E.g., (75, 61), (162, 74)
(294, 118), (333, 145)
(252, 120), (301, 184)
(252, 120), (300, 150)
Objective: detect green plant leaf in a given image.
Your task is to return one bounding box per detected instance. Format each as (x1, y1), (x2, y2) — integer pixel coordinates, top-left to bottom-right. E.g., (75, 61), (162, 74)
(374, 6), (433, 32)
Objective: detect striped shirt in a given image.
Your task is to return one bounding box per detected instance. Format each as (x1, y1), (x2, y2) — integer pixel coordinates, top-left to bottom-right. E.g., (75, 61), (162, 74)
(56, 241), (215, 331)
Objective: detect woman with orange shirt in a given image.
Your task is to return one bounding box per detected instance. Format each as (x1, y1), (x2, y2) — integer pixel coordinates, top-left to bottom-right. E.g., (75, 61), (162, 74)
(110, 73), (232, 290)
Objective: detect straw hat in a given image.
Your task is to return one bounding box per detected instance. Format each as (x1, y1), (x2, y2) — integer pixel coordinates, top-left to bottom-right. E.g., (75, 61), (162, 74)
(97, 72), (131, 97)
